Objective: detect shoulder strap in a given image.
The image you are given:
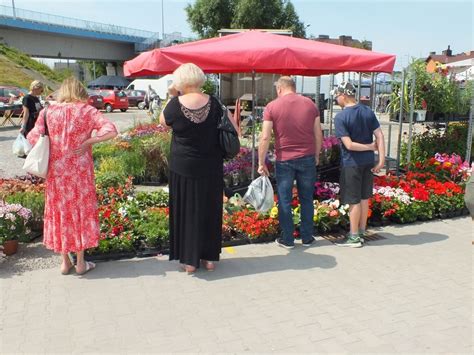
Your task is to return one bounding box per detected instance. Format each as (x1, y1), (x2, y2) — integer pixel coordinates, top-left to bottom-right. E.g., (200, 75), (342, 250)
(43, 106), (49, 136)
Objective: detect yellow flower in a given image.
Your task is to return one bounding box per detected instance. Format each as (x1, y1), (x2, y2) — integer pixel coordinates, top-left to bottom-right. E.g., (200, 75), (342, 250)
(270, 206), (278, 219)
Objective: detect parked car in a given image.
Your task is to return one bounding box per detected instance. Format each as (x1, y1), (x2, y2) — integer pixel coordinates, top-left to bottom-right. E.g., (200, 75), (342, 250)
(44, 90), (104, 110)
(91, 89), (129, 113)
(86, 90), (105, 110)
(0, 85), (27, 115)
(124, 89), (146, 108)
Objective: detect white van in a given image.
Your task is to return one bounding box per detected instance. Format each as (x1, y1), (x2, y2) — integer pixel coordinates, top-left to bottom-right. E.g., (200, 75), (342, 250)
(126, 74), (174, 99)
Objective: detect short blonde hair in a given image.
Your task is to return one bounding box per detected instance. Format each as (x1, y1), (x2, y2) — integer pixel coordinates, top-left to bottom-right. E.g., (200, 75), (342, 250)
(57, 77), (88, 103)
(276, 76), (296, 91)
(30, 80), (44, 92)
(172, 63), (206, 91)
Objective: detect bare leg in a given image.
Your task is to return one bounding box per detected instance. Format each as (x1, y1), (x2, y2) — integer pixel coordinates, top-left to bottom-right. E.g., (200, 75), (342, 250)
(349, 203), (361, 235)
(60, 253), (73, 274)
(359, 199), (369, 231)
(75, 250), (86, 273)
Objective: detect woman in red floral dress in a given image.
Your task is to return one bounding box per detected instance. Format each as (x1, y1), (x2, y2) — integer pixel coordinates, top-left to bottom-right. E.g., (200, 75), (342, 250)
(27, 77), (117, 275)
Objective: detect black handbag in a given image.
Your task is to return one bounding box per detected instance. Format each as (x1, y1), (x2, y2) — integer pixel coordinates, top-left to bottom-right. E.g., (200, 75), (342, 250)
(215, 96), (240, 159)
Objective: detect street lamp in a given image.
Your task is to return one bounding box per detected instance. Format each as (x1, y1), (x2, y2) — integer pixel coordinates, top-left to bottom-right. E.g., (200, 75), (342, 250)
(161, 0), (165, 41)
(11, 0), (16, 18)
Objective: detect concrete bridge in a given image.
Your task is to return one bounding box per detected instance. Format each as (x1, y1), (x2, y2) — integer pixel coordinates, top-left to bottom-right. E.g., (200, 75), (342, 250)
(0, 5), (159, 62)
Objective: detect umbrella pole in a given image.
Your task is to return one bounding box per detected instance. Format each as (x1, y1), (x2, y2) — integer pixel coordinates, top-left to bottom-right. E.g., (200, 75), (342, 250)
(251, 70), (256, 180)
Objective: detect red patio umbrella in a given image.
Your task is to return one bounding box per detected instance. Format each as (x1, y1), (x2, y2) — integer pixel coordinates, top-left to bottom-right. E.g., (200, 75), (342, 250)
(124, 30), (395, 77)
(124, 30), (396, 178)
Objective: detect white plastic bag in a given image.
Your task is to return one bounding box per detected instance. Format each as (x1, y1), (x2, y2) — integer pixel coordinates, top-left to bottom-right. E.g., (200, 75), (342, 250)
(12, 134), (32, 157)
(243, 176), (274, 213)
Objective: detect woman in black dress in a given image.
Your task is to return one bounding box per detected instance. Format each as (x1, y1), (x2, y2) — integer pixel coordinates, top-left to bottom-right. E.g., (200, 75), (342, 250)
(20, 80), (44, 137)
(160, 63), (237, 273)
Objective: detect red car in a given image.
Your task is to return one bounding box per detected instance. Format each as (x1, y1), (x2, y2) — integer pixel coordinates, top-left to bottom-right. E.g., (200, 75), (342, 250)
(92, 89), (129, 113)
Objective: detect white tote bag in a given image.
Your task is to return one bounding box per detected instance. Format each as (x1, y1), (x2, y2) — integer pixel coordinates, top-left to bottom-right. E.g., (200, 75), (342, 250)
(22, 108), (50, 178)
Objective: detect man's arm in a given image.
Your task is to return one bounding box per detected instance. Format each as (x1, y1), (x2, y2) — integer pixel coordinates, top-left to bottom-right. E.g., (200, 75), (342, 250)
(258, 120), (273, 176)
(314, 116), (323, 165)
(20, 106), (29, 133)
(340, 137), (377, 152)
(372, 127), (385, 173)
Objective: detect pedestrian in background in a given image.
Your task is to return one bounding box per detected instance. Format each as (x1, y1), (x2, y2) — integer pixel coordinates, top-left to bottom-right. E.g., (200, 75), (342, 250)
(20, 80), (44, 137)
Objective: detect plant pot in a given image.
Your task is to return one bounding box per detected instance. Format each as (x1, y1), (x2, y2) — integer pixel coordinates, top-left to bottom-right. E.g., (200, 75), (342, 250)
(3, 240), (19, 256)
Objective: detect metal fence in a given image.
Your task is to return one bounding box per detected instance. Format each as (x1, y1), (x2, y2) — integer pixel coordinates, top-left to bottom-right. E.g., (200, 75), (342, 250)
(0, 5), (156, 40)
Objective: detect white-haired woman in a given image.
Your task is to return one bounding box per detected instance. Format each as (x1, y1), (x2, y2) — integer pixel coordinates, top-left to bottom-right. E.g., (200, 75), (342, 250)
(27, 77), (118, 275)
(160, 63), (237, 273)
(20, 80), (44, 137)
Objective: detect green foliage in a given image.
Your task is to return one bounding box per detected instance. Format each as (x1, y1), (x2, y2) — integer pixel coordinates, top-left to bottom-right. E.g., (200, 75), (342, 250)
(388, 59), (472, 116)
(77, 60), (107, 79)
(140, 134), (171, 181)
(0, 44), (69, 86)
(186, 0), (306, 39)
(401, 123), (470, 164)
(135, 191), (169, 208)
(93, 142), (119, 162)
(91, 233), (135, 254)
(185, 0), (235, 38)
(202, 78), (217, 95)
(136, 208), (169, 247)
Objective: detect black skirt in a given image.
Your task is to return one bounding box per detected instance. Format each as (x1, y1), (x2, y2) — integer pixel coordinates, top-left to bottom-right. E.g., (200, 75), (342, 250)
(168, 170), (223, 268)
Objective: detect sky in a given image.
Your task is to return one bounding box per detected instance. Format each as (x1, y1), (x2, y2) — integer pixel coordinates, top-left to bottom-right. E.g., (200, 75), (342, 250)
(1, 0), (473, 70)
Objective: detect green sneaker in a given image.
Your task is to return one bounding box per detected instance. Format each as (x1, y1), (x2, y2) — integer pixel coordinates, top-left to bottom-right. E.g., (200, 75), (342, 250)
(335, 234), (362, 248)
(358, 230), (367, 243)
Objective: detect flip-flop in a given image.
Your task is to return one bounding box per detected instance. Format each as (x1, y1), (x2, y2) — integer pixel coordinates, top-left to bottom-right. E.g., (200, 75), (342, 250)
(76, 261), (96, 276)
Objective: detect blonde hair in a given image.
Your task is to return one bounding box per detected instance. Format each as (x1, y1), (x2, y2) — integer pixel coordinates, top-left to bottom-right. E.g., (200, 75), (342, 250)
(57, 77), (88, 103)
(276, 76), (296, 91)
(29, 80), (44, 92)
(172, 63), (206, 91)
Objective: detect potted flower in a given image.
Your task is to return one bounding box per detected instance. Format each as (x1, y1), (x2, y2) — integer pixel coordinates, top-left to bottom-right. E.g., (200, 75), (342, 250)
(0, 201), (32, 255)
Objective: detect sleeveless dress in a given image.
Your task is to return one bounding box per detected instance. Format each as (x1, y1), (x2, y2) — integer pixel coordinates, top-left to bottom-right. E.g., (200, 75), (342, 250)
(163, 96), (224, 268)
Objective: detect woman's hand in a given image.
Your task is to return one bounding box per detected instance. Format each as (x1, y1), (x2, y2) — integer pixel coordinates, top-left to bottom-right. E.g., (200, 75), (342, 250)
(73, 140), (92, 156)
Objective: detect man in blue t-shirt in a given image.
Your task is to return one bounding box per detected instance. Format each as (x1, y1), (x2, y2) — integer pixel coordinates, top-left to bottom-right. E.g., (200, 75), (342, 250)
(332, 82), (385, 248)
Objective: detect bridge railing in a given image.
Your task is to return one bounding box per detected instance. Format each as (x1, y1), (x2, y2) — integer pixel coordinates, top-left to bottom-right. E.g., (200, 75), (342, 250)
(0, 5), (157, 40)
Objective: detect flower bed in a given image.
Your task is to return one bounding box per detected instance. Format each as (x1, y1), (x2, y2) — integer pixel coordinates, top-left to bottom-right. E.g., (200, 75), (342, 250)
(1, 152), (470, 260)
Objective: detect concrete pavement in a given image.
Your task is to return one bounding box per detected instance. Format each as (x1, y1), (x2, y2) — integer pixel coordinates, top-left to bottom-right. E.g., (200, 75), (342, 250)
(1, 217), (472, 354)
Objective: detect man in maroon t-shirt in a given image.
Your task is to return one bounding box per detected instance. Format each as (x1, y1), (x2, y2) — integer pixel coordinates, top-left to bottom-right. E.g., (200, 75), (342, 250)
(258, 76), (323, 249)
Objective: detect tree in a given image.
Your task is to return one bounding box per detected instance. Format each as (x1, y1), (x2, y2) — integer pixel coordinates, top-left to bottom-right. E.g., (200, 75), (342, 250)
(77, 60), (107, 79)
(186, 0), (307, 39)
(185, 0), (235, 38)
(231, 0), (283, 30)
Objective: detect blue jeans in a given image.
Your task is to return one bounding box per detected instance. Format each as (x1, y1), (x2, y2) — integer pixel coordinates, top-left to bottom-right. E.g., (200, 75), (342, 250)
(275, 155), (316, 245)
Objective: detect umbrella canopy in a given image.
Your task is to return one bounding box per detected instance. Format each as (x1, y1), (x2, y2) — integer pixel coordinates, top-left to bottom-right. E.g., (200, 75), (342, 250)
(87, 75), (131, 89)
(124, 30), (395, 77)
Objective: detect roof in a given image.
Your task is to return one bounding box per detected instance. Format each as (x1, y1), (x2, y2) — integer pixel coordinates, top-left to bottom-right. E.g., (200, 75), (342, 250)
(426, 52), (474, 64)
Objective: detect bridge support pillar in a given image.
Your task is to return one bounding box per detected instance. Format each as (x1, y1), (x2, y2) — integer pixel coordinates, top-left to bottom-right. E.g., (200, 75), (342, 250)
(106, 62), (116, 76)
